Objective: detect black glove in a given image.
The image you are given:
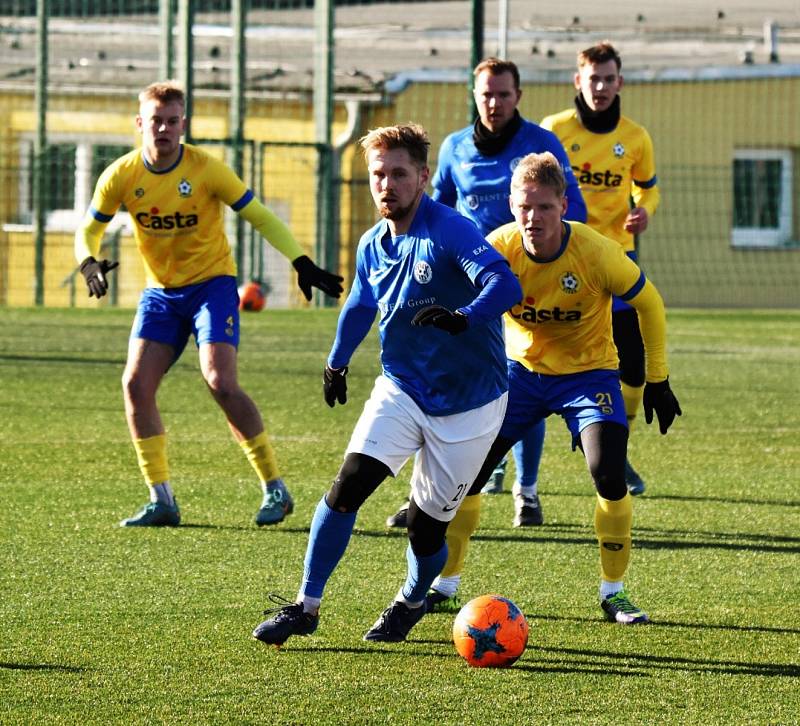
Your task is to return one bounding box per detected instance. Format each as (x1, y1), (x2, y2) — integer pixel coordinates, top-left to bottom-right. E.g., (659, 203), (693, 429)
(323, 365), (348, 407)
(411, 305), (469, 335)
(79, 256), (119, 298)
(292, 255), (344, 301)
(643, 378), (682, 434)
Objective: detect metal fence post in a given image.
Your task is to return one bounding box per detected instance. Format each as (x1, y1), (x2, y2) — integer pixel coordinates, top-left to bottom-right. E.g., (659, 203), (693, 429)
(159, 0), (175, 79)
(230, 0), (246, 282)
(32, 0), (48, 306)
(314, 0), (335, 308)
(178, 0), (194, 142)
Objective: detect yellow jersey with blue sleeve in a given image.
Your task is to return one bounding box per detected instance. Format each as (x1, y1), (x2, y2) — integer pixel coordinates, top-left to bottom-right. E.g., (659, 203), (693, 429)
(74, 143), (304, 288)
(488, 220), (668, 381)
(540, 110), (659, 252)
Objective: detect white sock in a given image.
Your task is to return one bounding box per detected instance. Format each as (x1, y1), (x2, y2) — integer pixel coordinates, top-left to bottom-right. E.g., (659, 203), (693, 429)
(600, 580), (624, 601)
(299, 594), (321, 614)
(261, 477), (283, 494)
(513, 484), (538, 499)
(395, 589), (425, 609)
(430, 574), (460, 598)
(149, 482), (175, 506)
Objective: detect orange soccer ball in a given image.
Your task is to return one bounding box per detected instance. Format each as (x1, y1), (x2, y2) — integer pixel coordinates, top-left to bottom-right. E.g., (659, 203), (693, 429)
(238, 281), (266, 312)
(452, 594), (529, 668)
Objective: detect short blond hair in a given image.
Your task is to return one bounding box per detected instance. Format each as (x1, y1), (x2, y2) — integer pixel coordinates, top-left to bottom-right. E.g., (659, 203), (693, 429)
(511, 152), (566, 197)
(359, 123), (430, 167)
(138, 80), (185, 108)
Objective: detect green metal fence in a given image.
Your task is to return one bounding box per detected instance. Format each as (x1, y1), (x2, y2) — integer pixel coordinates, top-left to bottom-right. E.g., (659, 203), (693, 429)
(1, 0), (799, 308)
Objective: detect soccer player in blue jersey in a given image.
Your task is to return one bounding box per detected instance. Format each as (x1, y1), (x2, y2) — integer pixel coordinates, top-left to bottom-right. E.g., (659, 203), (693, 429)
(252, 123), (522, 646)
(387, 57), (587, 536)
(427, 151), (680, 624)
(74, 81), (343, 528)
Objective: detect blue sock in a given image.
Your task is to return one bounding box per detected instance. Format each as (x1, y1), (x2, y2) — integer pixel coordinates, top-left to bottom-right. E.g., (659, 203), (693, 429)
(300, 497), (357, 600)
(512, 419), (546, 491)
(400, 543), (448, 605)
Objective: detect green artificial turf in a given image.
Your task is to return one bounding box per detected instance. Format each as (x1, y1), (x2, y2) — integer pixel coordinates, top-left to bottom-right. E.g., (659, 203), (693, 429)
(1, 307), (798, 724)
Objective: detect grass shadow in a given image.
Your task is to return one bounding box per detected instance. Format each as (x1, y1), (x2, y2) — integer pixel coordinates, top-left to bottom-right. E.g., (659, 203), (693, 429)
(0, 662), (85, 673)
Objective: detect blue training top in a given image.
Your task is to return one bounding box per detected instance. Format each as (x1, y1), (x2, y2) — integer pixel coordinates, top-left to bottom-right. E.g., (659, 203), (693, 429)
(431, 118), (587, 235)
(329, 194), (521, 416)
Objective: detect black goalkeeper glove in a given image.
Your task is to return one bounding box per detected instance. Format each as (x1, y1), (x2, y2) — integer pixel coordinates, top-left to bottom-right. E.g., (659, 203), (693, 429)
(411, 305), (469, 335)
(643, 378), (682, 434)
(292, 255), (344, 301)
(323, 365), (348, 407)
(79, 256), (119, 298)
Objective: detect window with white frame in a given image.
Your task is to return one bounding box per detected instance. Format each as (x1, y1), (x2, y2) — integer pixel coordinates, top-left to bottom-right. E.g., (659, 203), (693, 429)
(14, 135), (131, 230)
(732, 148), (794, 248)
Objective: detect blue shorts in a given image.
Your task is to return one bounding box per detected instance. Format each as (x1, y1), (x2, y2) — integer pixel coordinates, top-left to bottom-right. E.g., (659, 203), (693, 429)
(499, 361), (628, 449)
(131, 275), (240, 361)
(612, 250), (639, 313)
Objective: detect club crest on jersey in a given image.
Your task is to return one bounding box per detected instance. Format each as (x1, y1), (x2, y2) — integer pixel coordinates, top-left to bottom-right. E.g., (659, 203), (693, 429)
(466, 194), (479, 210)
(413, 260), (433, 285)
(135, 187), (145, 198)
(571, 143), (581, 152)
(560, 272), (580, 293)
(613, 143), (625, 158)
(177, 178), (193, 197)
(509, 156), (523, 172)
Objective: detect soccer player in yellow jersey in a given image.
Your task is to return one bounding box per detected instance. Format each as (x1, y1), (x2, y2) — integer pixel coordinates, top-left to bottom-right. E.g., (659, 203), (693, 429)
(74, 81), (343, 528)
(428, 152), (680, 623)
(541, 41), (660, 496)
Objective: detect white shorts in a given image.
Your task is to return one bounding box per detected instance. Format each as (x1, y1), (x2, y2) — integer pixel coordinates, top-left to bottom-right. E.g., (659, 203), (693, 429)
(346, 375), (508, 522)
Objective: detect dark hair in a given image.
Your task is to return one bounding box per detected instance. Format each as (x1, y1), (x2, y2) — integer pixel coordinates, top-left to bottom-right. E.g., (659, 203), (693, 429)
(577, 41), (622, 72)
(359, 123), (430, 167)
(473, 57), (520, 89)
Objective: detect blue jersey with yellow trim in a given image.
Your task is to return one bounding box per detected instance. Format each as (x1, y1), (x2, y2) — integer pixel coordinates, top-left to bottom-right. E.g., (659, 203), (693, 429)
(349, 194), (508, 416)
(489, 220), (644, 376)
(540, 110), (659, 252)
(431, 119), (587, 234)
(87, 144), (248, 287)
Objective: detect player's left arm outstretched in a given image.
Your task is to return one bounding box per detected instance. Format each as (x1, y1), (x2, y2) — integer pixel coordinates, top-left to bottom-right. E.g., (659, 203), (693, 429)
(321, 261), (378, 407)
(237, 199), (343, 300)
(621, 273), (682, 434)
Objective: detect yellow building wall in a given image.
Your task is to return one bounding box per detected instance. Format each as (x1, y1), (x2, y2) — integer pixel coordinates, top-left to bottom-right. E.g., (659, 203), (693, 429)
(383, 76), (800, 308)
(2, 75), (799, 308)
(0, 91), (351, 307)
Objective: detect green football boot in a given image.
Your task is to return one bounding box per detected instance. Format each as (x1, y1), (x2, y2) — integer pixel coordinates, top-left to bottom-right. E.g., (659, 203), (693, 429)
(120, 500), (181, 527)
(255, 479), (294, 526)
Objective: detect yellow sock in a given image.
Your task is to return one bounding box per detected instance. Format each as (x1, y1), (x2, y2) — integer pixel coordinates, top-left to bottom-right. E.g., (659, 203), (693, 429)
(240, 431), (280, 483)
(621, 382), (644, 428)
(441, 494), (482, 578)
(594, 493), (633, 583)
(133, 434), (169, 485)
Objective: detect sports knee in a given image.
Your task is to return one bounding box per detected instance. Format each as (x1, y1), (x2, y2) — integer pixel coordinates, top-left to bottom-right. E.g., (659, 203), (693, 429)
(326, 453), (390, 513)
(203, 369), (239, 401)
(581, 423), (628, 500)
(589, 459), (627, 500)
(407, 501), (448, 557)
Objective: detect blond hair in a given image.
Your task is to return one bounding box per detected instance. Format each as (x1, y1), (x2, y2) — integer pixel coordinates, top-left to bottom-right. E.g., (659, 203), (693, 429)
(511, 152), (566, 197)
(359, 123), (430, 167)
(138, 80), (185, 108)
